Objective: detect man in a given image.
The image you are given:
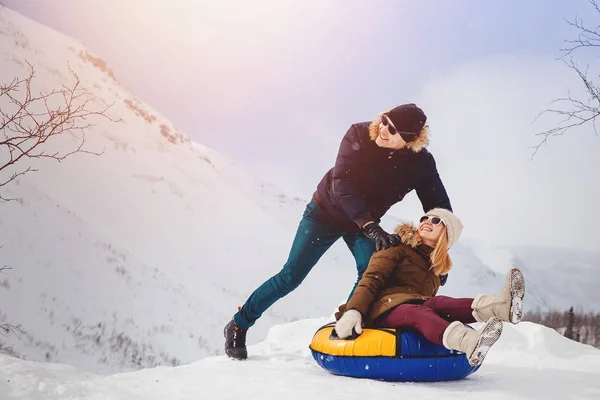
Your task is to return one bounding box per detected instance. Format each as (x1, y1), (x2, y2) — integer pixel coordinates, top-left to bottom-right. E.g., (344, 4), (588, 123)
(224, 103), (452, 360)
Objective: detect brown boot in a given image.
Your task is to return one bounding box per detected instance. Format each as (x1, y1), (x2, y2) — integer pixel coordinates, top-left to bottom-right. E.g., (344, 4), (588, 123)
(442, 318), (503, 367)
(472, 268), (525, 324)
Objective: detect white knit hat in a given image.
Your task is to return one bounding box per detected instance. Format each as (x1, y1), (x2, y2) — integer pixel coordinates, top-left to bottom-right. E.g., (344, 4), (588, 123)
(424, 208), (463, 249)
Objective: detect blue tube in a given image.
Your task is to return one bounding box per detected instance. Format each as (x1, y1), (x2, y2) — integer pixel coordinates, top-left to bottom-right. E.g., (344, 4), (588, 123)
(310, 329), (480, 382)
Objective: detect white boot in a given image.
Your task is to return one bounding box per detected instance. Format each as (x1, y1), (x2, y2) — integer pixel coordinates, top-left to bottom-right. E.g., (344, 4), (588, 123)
(472, 268), (525, 324)
(442, 318), (503, 367)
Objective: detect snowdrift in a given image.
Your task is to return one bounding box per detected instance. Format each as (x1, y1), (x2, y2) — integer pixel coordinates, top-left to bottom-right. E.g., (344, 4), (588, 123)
(1, 318), (600, 400)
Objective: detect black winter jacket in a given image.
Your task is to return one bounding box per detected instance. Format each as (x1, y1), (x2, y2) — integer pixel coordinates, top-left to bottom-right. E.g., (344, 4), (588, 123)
(313, 121), (452, 232)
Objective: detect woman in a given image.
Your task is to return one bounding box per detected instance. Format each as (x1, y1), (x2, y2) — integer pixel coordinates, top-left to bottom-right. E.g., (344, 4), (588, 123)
(334, 208), (526, 367)
(225, 103), (453, 360)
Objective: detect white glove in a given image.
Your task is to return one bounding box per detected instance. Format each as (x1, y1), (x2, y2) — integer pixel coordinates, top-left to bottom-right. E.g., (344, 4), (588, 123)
(335, 309), (363, 339)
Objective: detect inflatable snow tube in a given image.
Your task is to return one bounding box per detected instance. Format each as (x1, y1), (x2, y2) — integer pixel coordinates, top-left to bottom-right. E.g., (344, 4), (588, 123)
(309, 323), (480, 382)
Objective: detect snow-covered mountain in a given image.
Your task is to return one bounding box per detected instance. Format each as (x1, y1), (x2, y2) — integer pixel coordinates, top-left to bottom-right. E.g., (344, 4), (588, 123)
(3, 319), (600, 400)
(0, 5), (599, 376)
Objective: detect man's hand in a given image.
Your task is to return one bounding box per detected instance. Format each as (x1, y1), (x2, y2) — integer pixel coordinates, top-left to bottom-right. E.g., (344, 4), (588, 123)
(362, 223), (401, 251)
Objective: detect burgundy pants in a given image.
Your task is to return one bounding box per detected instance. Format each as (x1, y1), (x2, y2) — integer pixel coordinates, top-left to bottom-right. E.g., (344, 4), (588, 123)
(380, 296), (476, 345)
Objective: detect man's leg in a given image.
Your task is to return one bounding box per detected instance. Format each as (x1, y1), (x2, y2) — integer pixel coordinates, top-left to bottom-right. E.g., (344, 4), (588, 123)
(233, 201), (343, 330)
(342, 232), (376, 300)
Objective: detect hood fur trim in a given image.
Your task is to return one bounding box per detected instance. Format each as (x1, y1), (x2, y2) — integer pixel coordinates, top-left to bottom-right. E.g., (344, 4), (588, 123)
(394, 222), (422, 248)
(368, 109), (430, 153)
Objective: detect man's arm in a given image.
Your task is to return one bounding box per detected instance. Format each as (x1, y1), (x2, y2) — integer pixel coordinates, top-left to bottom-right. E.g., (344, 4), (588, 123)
(415, 152), (452, 213)
(331, 125), (373, 228)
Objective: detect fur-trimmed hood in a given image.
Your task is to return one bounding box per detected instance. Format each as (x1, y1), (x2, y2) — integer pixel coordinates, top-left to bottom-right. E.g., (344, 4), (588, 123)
(368, 110), (430, 153)
(394, 222), (423, 248)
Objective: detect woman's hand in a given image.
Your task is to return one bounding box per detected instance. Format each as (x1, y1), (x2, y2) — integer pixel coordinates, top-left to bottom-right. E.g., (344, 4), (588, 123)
(334, 309), (363, 339)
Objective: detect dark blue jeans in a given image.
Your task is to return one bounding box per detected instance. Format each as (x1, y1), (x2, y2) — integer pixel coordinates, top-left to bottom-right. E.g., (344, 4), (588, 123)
(233, 200), (376, 330)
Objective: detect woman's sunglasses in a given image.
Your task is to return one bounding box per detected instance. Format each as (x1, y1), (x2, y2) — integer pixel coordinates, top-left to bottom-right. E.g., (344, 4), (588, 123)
(381, 114), (418, 141)
(419, 215), (445, 225)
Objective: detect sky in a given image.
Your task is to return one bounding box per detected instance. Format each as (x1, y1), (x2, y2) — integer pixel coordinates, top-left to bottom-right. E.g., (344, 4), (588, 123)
(3, 0), (600, 252)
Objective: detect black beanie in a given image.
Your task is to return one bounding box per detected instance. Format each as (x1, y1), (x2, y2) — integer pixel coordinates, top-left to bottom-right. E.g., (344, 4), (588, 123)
(386, 103), (427, 135)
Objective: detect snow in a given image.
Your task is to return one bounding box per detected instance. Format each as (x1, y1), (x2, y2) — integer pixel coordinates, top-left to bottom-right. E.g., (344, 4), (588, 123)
(1, 4), (600, 393)
(2, 318), (600, 400)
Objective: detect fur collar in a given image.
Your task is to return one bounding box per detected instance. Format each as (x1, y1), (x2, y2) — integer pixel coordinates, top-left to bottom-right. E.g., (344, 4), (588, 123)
(368, 110), (430, 153)
(395, 222), (435, 260)
(394, 222), (422, 248)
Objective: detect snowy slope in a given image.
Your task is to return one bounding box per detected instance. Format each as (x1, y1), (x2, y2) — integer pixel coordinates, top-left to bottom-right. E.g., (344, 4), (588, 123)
(0, 5), (359, 374)
(2, 319), (600, 400)
(0, 5), (599, 377)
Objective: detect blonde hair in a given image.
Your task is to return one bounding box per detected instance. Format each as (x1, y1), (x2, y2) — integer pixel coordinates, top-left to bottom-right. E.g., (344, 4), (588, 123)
(430, 225), (452, 276)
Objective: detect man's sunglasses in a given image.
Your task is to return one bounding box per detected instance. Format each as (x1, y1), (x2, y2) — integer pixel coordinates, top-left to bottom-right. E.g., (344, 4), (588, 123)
(381, 114), (418, 140)
(419, 215), (445, 225)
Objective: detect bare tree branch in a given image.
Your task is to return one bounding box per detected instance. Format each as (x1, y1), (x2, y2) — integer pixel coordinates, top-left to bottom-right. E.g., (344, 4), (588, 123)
(0, 60), (118, 200)
(0, 245), (8, 273)
(533, 0), (600, 157)
(0, 323), (23, 339)
(559, 1), (600, 58)
(0, 248), (19, 348)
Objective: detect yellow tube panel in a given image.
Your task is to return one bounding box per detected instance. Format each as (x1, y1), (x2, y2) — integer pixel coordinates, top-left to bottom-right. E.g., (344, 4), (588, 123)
(309, 324), (397, 357)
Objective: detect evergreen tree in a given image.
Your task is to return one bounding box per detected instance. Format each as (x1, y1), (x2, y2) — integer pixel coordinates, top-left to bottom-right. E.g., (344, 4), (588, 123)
(565, 306), (575, 340)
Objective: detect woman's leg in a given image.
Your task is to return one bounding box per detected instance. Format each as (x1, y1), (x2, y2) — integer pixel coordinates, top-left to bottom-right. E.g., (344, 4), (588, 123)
(421, 295), (477, 324)
(381, 301), (504, 366)
(381, 303), (452, 345)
